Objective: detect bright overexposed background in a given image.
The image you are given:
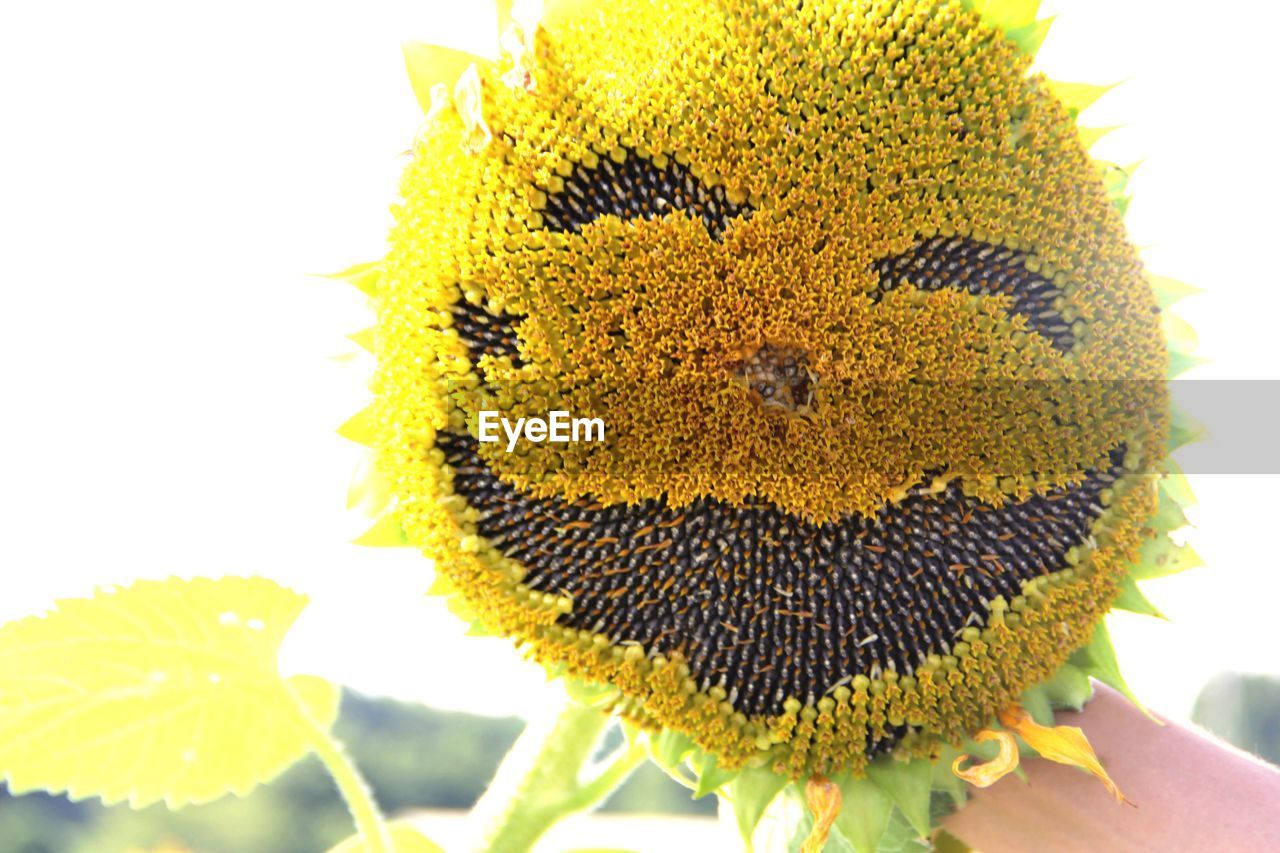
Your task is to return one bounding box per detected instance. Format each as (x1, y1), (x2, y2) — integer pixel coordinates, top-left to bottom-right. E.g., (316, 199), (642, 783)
(1, 0), (1277, 736)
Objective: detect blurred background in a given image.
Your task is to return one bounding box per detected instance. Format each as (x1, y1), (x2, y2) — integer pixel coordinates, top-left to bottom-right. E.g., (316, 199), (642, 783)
(2, 0), (1278, 850)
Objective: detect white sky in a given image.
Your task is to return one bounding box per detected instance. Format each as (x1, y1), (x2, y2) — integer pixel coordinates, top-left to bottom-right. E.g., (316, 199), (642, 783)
(1, 0), (1277, 724)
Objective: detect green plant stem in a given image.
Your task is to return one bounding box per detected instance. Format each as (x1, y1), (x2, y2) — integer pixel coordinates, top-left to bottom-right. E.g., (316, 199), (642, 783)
(472, 698), (647, 852)
(293, 687), (392, 853)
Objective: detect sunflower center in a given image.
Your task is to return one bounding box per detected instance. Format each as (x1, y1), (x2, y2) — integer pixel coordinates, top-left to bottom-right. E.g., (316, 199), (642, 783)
(440, 429), (1125, 754)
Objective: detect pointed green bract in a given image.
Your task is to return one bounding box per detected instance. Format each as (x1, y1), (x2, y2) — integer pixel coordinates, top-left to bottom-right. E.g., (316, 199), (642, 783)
(1005, 16), (1053, 56)
(964, 0), (1041, 32)
(1131, 534), (1201, 581)
(1168, 349), (1205, 378)
(692, 748), (738, 798)
(1169, 404), (1206, 450)
(648, 729), (696, 771)
(1048, 80), (1116, 116)
(1159, 462), (1197, 510)
(1069, 621), (1148, 716)
(1077, 124), (1118, 149)
(0, 577), (338, 809)
(496, 0), (516, 35)
(866, 757), (933, 837)
(1162, 312), (1199, 352)
(402, 43), (490, 115)
(323, 261), (383, 298)
(1149, 485), (1190, 533)
(1096, 160), (1138, 200)
(834, 774), (895, 853)
(347, 457), (392, 517)
(726, 764), (790, 846)
(1151, 274), (1202, 309)
(349, 327), (376, 353)
(354, 512), (409, 547)
(1113, 575), (1165, 619)
(562, 676), (619, 708)
(338, 407), (377, 446)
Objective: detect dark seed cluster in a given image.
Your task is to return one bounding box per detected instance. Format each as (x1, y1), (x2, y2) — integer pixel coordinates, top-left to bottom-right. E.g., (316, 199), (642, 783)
(440, 431), (1122, 734)
(451, 299), (525, 367)
(873, 236), (1075, 350)
(537, 149), (753, 240)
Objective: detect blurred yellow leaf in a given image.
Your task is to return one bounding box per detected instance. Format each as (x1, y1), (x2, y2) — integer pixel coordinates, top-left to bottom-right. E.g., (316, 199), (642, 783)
(0, 576), (338, 809)
(328, 823), (444, 853)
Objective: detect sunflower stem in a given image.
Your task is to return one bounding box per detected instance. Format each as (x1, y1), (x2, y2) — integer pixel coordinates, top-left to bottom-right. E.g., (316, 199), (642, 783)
(472, 695), (646, 852)
(289, 683), (391, 853)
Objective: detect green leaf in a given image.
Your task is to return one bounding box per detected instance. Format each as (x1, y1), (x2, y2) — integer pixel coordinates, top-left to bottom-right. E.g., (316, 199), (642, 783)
(1069, 621), (1149, 717)
(1131, 533), (1202, 581)
(321, 261), (383, 297)
(1112, 575), (1165, 619)
(1041, 662), (1094, 711)
(402, 43), (489, 114)
(727, 764), (791, 847)
(833, 774), (894, 853)
(328, 824), (444, 853)
(866, 758), (933, 837)
(1150, 274), (1202, 309)
(875, 806), (932, 852)
(691, 748), (738, 799)
(930, 746), (967, 807)
(0, 577), (338, 809)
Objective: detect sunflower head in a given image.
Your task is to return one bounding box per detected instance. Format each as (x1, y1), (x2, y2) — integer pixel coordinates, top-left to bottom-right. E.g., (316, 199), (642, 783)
(351, 0), (1181, 787)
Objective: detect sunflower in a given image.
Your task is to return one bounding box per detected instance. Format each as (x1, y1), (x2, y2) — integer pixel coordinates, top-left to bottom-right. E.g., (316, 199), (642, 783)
(337, 0), (1199, 844)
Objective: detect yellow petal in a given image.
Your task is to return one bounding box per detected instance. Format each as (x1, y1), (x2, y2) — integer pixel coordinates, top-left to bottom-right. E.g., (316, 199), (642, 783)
(998, 706), (1131, 804)
(802, 775), (842, 853)
(952, 729), (1019, 788)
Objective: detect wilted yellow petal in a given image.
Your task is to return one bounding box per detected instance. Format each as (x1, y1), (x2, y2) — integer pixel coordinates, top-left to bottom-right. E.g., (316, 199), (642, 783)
(802, 775), (842, 853)
(952, 729), (1020, 788)
(998, 706), (1131, 804)
(454, 64), (492, 154)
